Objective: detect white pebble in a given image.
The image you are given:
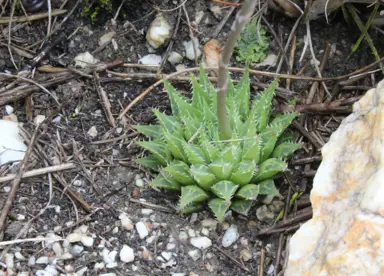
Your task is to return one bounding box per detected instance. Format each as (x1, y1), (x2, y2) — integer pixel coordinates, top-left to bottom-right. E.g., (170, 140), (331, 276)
(201, 218), (218, 229)
(183, 37), (202, 60)
(135, 178), (145, 187)
(161, 251), (173, 261)
(59, 252), (73, 260)
(138, 54), (162, 66)
(166, 242), (176, 251)
(28, 256), (35, 266)
(188, 249), (201, 261)
(171, 274), (186, 276)
(70, 244), (84, 255)
(5, 105), (13, 115)
(136, 221), (149, 239)
(16, 214), (25, 220)
(168, 51), (183, 65)
(222, 224), (239, 248)
(99, 274), (117, 276)
(36, 256), (49, 264)
(76, 266), (88, 276)
(66, 233), (82, 243)
(119, 213), (134, 230)
(14, 252), (26, 260)
(94, 262), (105, 270)
(201, 228), (209, 236)
(80, 235), (94, 247)
(3, 186), (10, 193)
(52, 242), (62, 257)
(87, 126), (98, 138)
(190, 236), (212, 249)
(44, 265), (58, 275)
(141, 209), (153, 215)
(188, 229), (196, 237)
(102, 248), (117, 264)
(5, 253), (14, 269)
(33, 115), (46, 125)
(120, 245), (135, 263)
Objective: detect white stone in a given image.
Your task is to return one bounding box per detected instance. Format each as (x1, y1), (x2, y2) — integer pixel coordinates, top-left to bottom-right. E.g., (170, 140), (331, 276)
(36, 256), (49, 264)
(69, 244), (84, 255)
(76, 267), (88, 276)
(74, 52), (99, 68)
(135, 178), (144, 187)
(119, 213), (134, 230)
(16, 214), (25, 220)
(168, 51), (183, 65)
(102, 248), (117, 265)
(161, 251), (173, 261)
(5, 105), (13, 115)
(201, 228), (209, 236)
(2, 113), (17, 122)
(183, 37), (202, 60)
(52, 242), (62, 257)
(138, 54), (162, 67)
(0, 120), (27, 166)
(187, 229), (196, 237)
(136, 221), (149, 239)
(286, 79), (384, 275)
(45, 265), (58, 275)
(14, 252), (25, 260)
(201, 219), (217, 230)
(99, 31), (116, 46)
(66, 233), (82, 243)
(190, 236), (212, 249)
(146, 14), (172, 49)
(5, 254), (14, 269)
(87, 126), (98, 138)
(141, 209), (153, 215)
(99, 274), (117, 276)
(28, 256), (35, 266)
(171, 273), (186, 276)
(94, 262), (105, 270)
(188, 249), (201, 261)
(222, 224), (239, 248)
(120, 245), (134, 263)
(33, 115), (46, 125)
(80, 235), (94, 247)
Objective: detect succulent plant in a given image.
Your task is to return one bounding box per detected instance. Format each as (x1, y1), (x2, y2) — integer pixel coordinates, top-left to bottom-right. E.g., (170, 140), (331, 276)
(133, 66), (301, 222)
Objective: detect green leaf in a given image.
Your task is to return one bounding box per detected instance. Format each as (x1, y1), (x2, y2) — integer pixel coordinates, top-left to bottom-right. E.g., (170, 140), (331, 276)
(199, 133), (219, 162)
(269, 112), (297, 138)
(258, 179), (280, 196)
(136, 141), (170, 166)
(271, 142), (302, 159)
(181, 116), (200, 141)
(183, 142), (207, 164)
(153, 109), (183, 137)
(163, 80), (181, 116)
(210, 180), (238, 203)
(209, 198), (230, 223)
(198, 64), (215, 105)
(163, 131), (187, 162)
(162, 160), (194, 185)
(230, 160), (256, 185)
(235, 67), (250, 119)
(236, 184), (260, 200)
(260, 127), (278, 162)
(150, 173), (180, 191)
(219, 144), (241, 164)
(253, 158), (287, 182)
(132, 124), (161, 139)
(230, 200), (253, 216)
(208, 159), (234, 180)
(135, 156), (162, 171)
(190, 164), (217, 190)
(277, 132), (296, 144)
(242, 135), (261, 163)
(179, 185), (209, 210)
(191, 74), (210, 109)
(180, 202), (203, 214)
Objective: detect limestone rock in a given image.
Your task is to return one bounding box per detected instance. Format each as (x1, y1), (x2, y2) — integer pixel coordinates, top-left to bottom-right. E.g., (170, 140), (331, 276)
(286, 80), (384, 275)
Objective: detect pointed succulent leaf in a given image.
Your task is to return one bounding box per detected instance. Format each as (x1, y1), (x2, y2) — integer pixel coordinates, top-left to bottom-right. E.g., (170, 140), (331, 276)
(200, 133), (219, 162)
(191, 74), (210, 109)
(236, 184), (260, 200)
(270, 112), (297, 137)
(180, 202), (204, 214)
(179, 185), (209, 209)
(219, 144), (241, 164)
(150, 173), (180, 191)
(277, 132), (296, 144)
(253, 158), (287, 182)
(230, 160), (256, 185)
(190, 164), (217, 190)
(153, 109), (183, 136)
(235, 67), (250, 118)
(208, 159), (234, 180)
(271, 142), (302, 159)
(242, 135), (261, 163)
(132, 124), (161, 139)
(135, 156), (162, 171)
(209, 198), (230, 223)
(163, 160), (194, 185)
(225, 72), (236, 103)
(136, 141), (170, 166)
(183, 142), (207, 164)
(258, 179), (280, 196)
(198, 64), (215, 104)
(230, 200), (253, 216)
(163, 131), (187, 162)
(260, 127), (278, 162)
(210, 180), (238, 203)
(181, 116), (200, 141)
(163, 80), (181, 116)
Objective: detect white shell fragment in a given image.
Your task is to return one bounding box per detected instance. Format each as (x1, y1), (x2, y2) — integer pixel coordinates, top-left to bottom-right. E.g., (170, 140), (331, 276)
(74, 52), (99, 68)
(183, 37), (202, 61)
(146, 13), (172, 49)
(138, 54), (162, 67)
(190, 236), (212, 249)
(120, 245), (135, 263)
(0, 120), (26, 166)
(286, 79), (384, 275)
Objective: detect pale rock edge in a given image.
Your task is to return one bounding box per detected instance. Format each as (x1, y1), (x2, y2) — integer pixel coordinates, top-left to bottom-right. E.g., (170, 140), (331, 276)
(286, 79), (384, 275)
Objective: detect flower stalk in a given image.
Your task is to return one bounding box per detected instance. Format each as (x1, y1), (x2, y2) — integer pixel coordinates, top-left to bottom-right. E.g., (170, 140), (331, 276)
(217, 0), (259, 140)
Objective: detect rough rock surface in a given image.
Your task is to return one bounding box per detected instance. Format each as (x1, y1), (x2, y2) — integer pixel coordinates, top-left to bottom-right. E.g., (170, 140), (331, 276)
(286, 80), (384, 275)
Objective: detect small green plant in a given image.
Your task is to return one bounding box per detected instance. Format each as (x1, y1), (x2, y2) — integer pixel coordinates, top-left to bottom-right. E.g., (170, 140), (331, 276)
(81, 0), (113, 24)
(133, 66), (301, 222)
(235, 16), (269, 64)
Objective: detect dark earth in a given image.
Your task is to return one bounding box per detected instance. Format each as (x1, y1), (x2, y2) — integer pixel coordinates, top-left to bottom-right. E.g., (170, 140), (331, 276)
(0, 0), (383, 275)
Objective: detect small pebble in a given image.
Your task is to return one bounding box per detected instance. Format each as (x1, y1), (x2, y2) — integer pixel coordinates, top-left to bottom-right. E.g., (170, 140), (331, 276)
(36, 256), (49, 264)
(52, 242), (62, 257)
(183, 38), (202, 60)
(222, 224), (239, 248)
(14, 252), (26, 260)
(5, 105), (13, 114)
(256, 205), (275, 222)
(76, 267), (88, 276)
(119, 213), (134, 230)
(168, 51), (183, 65)
(161, 251), (173, 261)
(94, 262), (105, 270)
(120, 245), (135, 263)
(201, 219), (217, 230)
(141, 209), (153, 215)
(87, 126), (98, 138)
(135, 178), (145, 187)
(33, 115), (46, 125)
(240, 248), (252, 262)
(3, 186), (10, 193)
(201, 228), (209, 236)
(187, 229), (196, 237)
(70, 244), (84, 255)
(66, 233), (82, 243)
(80, 235), (94, 247)
(99, 274), (117, 276)
(190, 236), (212, 249)
(188, 249), (201, 261)
(5, 254), (14, 269)
(136, 221), (149, 239)
(28, 256), (35, 266)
